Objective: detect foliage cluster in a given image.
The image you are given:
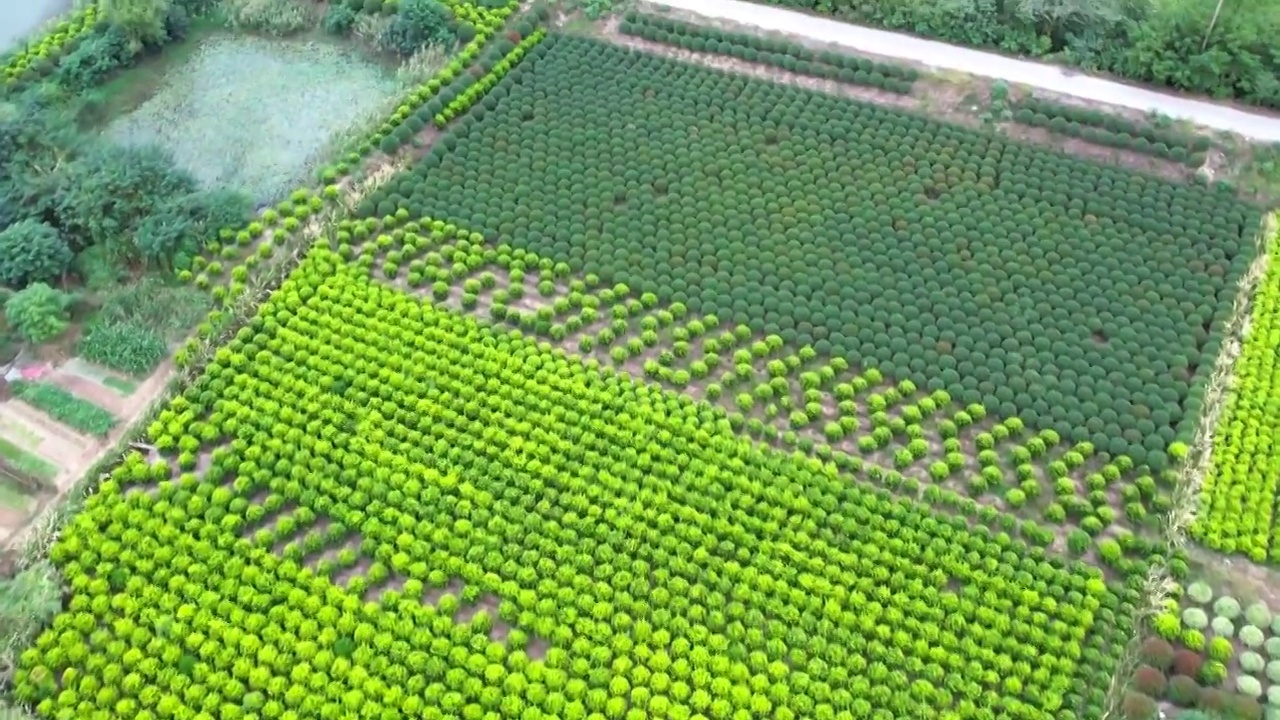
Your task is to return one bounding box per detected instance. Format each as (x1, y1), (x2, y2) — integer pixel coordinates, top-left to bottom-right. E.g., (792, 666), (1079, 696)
(9, 380), (119, 437)
(222, 0), (318, 36)
(3, 283), (74, 344)
(619, 11), (918, 94)
(0, 88), (254, 278)
(0, 219), (72, 289)
(0, 561), (64, 684)
(15, 248), (1131, 719)
(380, 0), (456, 56)
(1194, 220), (1280, 561)
(368, 33), (1259, 468)
(1012, 96), (1210, 167)
(753, 0), (1280, 109)
(0, 5), (100, 86)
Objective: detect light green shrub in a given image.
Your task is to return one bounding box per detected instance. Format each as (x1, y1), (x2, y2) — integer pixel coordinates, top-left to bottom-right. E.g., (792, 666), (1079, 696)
(1215, 595), (1242, 620)
(1212, 616), (1236, 638)
(1266, 637), (1280, 659)
(1238, 675), (1263, 698)
(1242, 650), (1266, 674)
(1186, 581), (1214, 605)
(1183, 607), (1209, 629)
(1246, 602), (1273, 629)
(1242, 625), (1267, 649)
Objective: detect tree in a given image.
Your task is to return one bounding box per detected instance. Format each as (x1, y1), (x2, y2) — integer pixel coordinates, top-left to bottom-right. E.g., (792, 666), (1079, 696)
(0, 220), (72, 288)
(4, 283), (74, 344)
(100, 0), (172, 48)
(381, 0), (456, 56)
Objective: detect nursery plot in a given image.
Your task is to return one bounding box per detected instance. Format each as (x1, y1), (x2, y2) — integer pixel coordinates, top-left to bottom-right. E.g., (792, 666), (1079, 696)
(369, 33), (1261, 470)
(106, 35), (398, 203)
(16, 248), (1129, 720)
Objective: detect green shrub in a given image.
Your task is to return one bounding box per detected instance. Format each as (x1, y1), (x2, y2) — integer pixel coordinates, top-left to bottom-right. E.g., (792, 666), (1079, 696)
(1183, 607), (1209, 629)
(1242, 651), (1266, 675)
(1246, 602), (1273, 629)
(77, 320), (168, 375)
(4, 283), (74, 343)
(10, 381), (118, 437)
(380, 0), (455, 56)
(1187, 582), (1215, 605)
(1211, 616), (1235, 638)
(1215, 596), (1242, 620)
(1238, 675), (1263, 699)
(0, 220), (72, 289)
(1208, 635), (1234, 662)
(1265, 637), (1280, 659)
(1166, 675), (1200, 707)
(323, 2), (359, 34)
(1241, 625), (1266, 649)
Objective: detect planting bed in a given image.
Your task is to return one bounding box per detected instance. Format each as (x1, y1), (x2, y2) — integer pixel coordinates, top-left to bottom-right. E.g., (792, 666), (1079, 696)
(377, 34), (1260, 471)
(14, 248), (1132, 719)
(5, 8), (1277, 720)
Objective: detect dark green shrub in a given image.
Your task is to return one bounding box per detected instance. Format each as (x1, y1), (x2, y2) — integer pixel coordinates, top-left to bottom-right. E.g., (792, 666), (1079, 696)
(0, 220), (72, 289)
(380, 0), (455, 56)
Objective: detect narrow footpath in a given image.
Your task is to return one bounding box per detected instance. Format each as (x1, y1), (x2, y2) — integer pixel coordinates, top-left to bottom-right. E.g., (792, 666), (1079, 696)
(645, 0), (1280, 142)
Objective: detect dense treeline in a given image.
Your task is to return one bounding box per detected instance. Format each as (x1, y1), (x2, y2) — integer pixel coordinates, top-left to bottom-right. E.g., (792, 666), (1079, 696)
(756, 0), (1280, 110)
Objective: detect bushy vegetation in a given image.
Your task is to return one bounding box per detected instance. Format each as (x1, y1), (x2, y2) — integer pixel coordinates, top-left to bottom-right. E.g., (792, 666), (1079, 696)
(13, 247), (1131, 719)
(3, 283), (74, 344)
(754, 0), (1280, 109)
(620, 11), (918, 93)
(380, 0), (457, 56)
(222, 0), (318, 36)
(372, 34), (1259, 468)
(0, 220), (71, 289)
(9, 381), (118, 437)
(75, 277), (211, 374)
(105, 35), (399, 203)
(1194, 220), (1280, 561)
(1012, 96), (1210, 167)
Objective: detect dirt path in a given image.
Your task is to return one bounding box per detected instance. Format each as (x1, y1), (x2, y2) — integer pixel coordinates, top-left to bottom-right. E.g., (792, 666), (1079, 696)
(642, 0), (1280, 141)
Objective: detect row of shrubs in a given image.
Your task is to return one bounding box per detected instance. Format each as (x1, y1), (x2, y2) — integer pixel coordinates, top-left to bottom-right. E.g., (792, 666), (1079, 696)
(619, 11), (917, 95)
(1012, 97), (1210, 168)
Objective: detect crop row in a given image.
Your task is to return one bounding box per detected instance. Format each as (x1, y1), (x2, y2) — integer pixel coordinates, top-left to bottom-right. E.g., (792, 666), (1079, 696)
(358, 32), (1261, 475)
(1192, 222), (1280, 562)
(1011, 96), (1210, 164)
(618, 11), (916, 94)
(330, 212), (1189, 585)
(1, 4), (98, 85)
(432, 30), (547, 127)
(16, 245), (1132, 720)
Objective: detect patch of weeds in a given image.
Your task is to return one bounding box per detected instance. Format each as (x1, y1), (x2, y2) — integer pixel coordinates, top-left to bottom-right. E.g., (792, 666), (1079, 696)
(106, 35), (399, 202)
(1242, 142), (1280, 198)
(223, 0), (318, 36)
(95, 277), (212, 341)
(9, 381), (118, 437)
(77, 320), (168, 376)
(0, 561), (64, 685)
(0, 439), (57, 484)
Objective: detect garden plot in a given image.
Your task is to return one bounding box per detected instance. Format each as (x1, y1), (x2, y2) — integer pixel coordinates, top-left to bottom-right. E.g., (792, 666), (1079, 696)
(105, 35), (399, 203)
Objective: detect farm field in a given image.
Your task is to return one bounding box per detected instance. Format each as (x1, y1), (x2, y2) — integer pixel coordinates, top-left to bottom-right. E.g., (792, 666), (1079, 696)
(5, 3), (1280, 720)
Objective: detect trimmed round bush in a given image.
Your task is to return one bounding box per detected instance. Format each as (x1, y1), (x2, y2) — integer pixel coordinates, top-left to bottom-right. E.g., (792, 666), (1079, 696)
(1200, 687), (1229, 712)
(1184, 628), (1206, 652)
(1138, 637), (1175, 671)
(1209, 635), (1235, 662)
(1246, 602), (1273, 629)
(1132, 665), (1167, 696)
(1268, 685), (1280, 707)
(1121, 691), (1158, 720)
(1184, 607), (1210, 629)
(1216, 596), (1243, 620)
(1239, 675), (1264, 699)
(1167, 674), (1201, 707)
(1267, 660), (1280, 683)
(1267, 637), (1280, 660)
(1200, 658), (1229, 685)
(1173, 649), (1205, 677)
(1212, 616), (1236, 638)
(1242, 650), (1266, 674)
(1186, 581), (1215, 605)
(1242, 624), (1267, 649)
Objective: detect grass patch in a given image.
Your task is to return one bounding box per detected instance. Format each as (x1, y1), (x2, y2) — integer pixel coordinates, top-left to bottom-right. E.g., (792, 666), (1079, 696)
(105, 34), (399, 203)
(10, 381), (118, 437)
(0, 475), (34, 510)
(95, 277), (212, 341)
(101, 374), (139, 395)
(0, 438), (57, 483)
(77, 321), (168, 376)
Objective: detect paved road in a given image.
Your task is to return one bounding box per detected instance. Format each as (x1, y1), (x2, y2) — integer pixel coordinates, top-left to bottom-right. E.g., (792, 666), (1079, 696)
(646, 0), (1280, 143)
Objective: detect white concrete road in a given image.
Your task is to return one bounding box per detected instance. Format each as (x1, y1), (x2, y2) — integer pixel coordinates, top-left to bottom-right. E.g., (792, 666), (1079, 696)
(646, 0), (1280, 143)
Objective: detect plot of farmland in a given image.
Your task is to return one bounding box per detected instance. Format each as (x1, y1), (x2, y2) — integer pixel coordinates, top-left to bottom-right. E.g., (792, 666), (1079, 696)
(14, 249), (1126, 720)
(371, 35), (1260, 469)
